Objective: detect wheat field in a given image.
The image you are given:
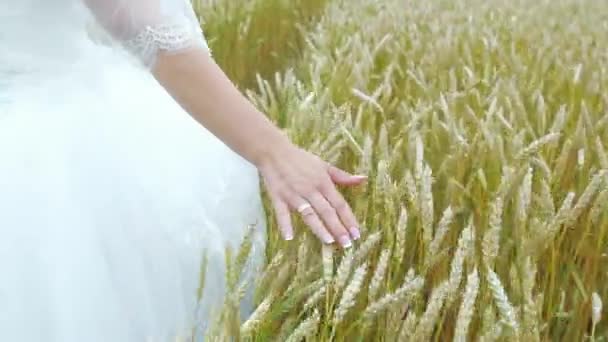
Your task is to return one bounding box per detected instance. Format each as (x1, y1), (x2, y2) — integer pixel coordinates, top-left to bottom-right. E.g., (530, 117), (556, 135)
(193, 0), (608, 340)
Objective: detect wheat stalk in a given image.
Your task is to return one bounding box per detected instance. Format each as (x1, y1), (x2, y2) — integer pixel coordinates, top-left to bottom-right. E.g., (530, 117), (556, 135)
(334, 263), (368, 324)
(420, 164), (435, 247)
(394, 206), (409, 261)
(285, 309), (321, 342)
(322, 244), (334, 283)
(591, 292), (603, 339)
(240, 294), (274, 335)
(303, 282), (327, 312)
(565, 170), (606, 228)
(515, 132), (561, 159)
(425, 206), (454, 268)
(521, 257), (540, 341)
(486, 267), (520, 336)
(353, 231), (382, 264)
(515, 167), (533, 227)
(482, 195), (504, 266)
(413, 281), (449, 340)
(446, 218), (475, 303)
(589, 189), (608, 224)
(363, 275), (424, 321)
(454, 268), (480, 342)
(368, 249), (390, 301)
(334, 249), (355, 292)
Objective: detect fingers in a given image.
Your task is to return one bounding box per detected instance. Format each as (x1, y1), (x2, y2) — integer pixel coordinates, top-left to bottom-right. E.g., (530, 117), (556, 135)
(269, 191), (294, 241)
(263, 162), (362, 248)
(306, 192), (353, 248)
(270, 187), (343, 246)
(296, 202), (336, 245)
(328, 165), (367, 186)
(320, 182), (361, 240)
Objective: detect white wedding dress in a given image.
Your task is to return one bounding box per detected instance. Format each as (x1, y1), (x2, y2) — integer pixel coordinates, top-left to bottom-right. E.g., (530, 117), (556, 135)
(0, 1), (266, 341)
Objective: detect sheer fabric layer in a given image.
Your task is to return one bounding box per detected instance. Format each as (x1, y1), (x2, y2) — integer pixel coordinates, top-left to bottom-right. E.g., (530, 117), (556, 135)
(85, 0), (211, 66)
(0, 1), (265, 341)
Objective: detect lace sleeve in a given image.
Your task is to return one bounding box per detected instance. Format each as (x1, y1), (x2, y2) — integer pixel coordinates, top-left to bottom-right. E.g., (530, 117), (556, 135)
(84, 0), (210, 67)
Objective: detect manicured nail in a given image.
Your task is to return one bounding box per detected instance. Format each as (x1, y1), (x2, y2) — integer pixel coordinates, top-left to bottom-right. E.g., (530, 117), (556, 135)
(338, 235), (352, 248)
(322, 233), (335, 244)
(283, 229), (294, 241)
(349, 227), (361, 240)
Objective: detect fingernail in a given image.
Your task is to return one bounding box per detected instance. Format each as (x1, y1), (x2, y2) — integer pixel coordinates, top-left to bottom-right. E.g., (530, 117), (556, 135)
(354, 175), (368, 179)
(322, 234), (335, 244)
(338, 235), (352, 248)
(284, 230), (294, 241)
(349, 227), (361, 240)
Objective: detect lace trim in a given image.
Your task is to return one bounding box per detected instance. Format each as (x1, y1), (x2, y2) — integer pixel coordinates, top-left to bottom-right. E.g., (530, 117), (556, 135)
(125, 23), (210, 65)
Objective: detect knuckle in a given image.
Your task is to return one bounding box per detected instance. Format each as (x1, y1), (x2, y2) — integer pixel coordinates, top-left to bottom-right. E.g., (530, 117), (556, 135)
(319, 177), (333, 189)
(297, 185), (315, 198)
(275, 187), (291, 200)
(318, 183), (332, 194)
(309, 175), (324, 187)
(274, 184), (288, 194)
(302, 213), (318, 224)
(334, 199), (348, 212)
(306, 189), (318, 198)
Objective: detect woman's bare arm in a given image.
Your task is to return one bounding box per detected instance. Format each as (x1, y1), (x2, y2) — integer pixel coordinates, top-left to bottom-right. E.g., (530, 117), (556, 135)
(153, 50), (365, 247)
(153, 49), (288, 167)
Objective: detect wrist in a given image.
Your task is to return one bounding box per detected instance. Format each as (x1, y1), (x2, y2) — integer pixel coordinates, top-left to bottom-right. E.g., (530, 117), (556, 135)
(250, 130), (293, 169)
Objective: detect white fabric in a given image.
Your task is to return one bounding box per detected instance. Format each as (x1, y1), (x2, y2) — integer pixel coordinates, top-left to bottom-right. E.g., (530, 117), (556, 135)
(0, 1), (265, 341)
(84, 0), (210, 66)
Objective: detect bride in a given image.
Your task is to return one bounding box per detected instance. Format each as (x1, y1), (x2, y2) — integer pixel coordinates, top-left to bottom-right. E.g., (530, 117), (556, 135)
(0, 0), (365, 341)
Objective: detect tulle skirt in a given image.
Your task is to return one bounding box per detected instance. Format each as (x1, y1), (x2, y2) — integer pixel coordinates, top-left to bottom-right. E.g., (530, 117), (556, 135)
(0, 40), (266, 341)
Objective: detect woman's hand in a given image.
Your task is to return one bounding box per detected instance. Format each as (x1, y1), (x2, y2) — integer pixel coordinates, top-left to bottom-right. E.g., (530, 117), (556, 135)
(153, 52), (364, 245)
(256, 143), (366, 248)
